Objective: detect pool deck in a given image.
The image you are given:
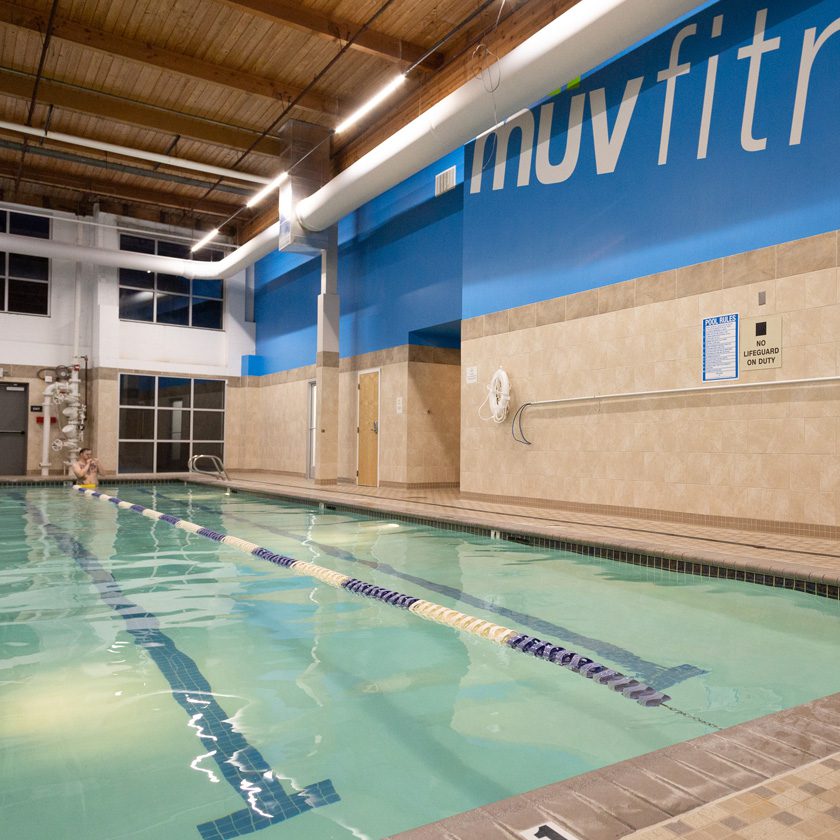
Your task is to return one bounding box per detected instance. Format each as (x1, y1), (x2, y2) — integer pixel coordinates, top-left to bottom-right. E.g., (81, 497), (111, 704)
(8, 471), (840, 839)
(192, 471), (840, 591)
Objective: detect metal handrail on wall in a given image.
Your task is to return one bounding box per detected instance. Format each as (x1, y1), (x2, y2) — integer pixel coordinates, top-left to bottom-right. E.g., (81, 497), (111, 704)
(511, 374), (840, 445)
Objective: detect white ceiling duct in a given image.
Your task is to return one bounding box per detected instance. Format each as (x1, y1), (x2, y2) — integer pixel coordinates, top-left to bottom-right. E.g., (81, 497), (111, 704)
(0, 120), (272, 185)
(297, 0), (701, 232)
(0, 0), (701, 275)
(0, 223), (281, 280)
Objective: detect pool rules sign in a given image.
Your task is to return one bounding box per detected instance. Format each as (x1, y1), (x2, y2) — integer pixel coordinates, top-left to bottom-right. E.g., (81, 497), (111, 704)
(740, 315), (782, 369)
(702, 313), (783, 381)
(702, 314), (739, 381)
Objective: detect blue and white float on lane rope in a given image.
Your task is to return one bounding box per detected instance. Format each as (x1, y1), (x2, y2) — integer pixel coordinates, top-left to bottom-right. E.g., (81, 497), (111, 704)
(73, 485), (670, 707)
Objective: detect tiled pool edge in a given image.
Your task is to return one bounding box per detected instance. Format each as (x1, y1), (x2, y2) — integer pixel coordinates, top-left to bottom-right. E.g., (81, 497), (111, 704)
(387, 690), (840, 840)
(0, 475), (187, 487)
(183, 477), (840, 600)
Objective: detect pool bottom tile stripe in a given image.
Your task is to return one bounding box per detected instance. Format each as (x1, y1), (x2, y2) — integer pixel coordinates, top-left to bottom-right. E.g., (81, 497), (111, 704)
(31, 494), (340, 839)
(139, 485), (702, 692)
(73, 486), (671, 707)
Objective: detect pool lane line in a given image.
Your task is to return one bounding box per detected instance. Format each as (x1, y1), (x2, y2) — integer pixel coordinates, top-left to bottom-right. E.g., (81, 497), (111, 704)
(74, 486), (671, 708)
(21, 496), (340, 839)
(133, 486), (705, 692)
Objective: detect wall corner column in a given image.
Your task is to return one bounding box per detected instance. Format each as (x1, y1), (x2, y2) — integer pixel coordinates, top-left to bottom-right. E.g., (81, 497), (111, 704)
(314, 226), (339, 485)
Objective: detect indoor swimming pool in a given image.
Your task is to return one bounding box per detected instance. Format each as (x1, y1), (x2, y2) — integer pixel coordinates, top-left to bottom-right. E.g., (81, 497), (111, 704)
(2, 483), (840, 840)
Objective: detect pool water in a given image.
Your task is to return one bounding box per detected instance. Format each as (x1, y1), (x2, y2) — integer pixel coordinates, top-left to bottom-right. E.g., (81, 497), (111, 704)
(2, 484), (840, 840)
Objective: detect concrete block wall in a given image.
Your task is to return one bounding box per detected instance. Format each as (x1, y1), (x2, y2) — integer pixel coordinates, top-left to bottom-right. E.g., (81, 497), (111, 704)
(461, 230), (840, 531)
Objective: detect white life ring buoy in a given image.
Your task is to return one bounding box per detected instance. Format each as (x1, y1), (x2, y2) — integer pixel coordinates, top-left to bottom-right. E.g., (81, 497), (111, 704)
(482, 367), (511, 423)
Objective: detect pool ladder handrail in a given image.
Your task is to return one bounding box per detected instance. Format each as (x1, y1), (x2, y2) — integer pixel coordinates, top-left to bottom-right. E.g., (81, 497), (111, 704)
(188, 454), (230, 482)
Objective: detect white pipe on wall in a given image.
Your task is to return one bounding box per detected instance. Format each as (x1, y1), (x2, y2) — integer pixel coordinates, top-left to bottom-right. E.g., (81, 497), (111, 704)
(0, 0), (701, 272)
(0, 222), (281, 279)
(296, 0), (701, 231)
(40, 384), (54, 476)
(0, 120), (272, 185)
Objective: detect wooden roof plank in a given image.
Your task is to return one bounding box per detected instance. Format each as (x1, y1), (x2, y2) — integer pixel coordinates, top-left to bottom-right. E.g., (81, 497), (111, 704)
(219, 0), (443, 69)
(0, 158), (241, 216)
(0, 70), (288, 156)
(0, 0), (337, 114)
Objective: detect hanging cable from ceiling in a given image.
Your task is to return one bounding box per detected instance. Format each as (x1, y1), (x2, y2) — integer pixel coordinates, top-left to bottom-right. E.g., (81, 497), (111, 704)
(190, 0), (517, 250)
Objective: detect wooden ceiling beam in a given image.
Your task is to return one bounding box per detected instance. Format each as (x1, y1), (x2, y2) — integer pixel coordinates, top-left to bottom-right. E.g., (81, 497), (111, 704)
(221, 0), (443, 69)
(0, 71), (288, 156)
(0, 0), (337, 116)
(0, 160), (242, 218)
(335, 0), (576, 169)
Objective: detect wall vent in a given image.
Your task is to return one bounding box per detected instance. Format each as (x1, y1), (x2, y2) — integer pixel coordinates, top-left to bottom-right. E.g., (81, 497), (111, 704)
(435, 165), (457, 196)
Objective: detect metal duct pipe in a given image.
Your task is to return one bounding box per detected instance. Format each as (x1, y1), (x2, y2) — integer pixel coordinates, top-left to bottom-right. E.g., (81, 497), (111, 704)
(297, 0), (700, 231)
(0, 223), (281, 279)
(0, 120), (271, 185)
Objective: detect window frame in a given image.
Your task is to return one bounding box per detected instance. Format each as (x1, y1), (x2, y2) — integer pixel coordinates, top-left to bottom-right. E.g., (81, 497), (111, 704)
(118, 233), (224, 331)
(0, 210), (51, 318)
(117, 374), (226, 474)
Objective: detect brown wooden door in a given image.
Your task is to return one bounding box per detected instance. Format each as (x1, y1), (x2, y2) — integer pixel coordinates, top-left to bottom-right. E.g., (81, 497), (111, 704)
(357, 371), (379, 486)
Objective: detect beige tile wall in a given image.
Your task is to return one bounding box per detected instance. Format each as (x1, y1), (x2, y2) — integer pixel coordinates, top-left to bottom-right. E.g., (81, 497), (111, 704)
(338, 358), (408, 484)
(406, 362), (460, 485)
(225, 366), (313, 475)
(228, 347), (460, 487)
(461, 231), (840, 527)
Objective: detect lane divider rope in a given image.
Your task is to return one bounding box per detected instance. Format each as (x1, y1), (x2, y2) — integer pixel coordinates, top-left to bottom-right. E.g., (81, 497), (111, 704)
(73, 486), (670, 707)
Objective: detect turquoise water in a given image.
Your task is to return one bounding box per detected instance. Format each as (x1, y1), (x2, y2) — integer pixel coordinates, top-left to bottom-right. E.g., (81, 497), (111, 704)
(2, 484), (840, 840)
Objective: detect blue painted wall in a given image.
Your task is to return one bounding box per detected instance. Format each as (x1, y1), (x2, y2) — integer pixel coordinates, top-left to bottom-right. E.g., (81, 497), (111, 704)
(249, 0), (839, 373)
(246, 251), (319, 375)
(462, 0), (840, 317)
(249, 149), (463, 374)
(338, 150), (463, 359)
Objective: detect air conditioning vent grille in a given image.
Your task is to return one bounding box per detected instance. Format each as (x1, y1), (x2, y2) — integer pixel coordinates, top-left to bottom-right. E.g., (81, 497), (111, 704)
(435, 165), (457, 196)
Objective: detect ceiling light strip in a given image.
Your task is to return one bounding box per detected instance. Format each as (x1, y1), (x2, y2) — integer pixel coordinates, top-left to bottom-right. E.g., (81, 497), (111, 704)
(190, 228), (220, 252)
(335, 75), (406, 134)
(245, 172), (289, 208)
(0, 120), (272, 185)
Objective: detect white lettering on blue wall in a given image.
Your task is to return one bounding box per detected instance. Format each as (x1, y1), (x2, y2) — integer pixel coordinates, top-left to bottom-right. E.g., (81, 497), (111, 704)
(462, 0), (840, 320)
(469, 5), (839, 195)
(697, 15), (724, 160)
(737, 9), (781, 152)
(790, 16), (840, 145)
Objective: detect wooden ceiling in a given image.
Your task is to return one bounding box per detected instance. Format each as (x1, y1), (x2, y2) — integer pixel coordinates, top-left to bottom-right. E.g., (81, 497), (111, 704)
(0, 0), (577, 241)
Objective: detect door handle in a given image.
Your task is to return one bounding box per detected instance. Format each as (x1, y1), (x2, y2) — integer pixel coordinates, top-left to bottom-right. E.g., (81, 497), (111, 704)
(0, 430), (25, 434)
(372, 421), (378, 434)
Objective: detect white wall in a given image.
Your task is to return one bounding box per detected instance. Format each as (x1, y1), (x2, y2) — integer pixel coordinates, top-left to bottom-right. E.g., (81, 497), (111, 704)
(0, 208), (94, 367)
(0, 204), (255, 377)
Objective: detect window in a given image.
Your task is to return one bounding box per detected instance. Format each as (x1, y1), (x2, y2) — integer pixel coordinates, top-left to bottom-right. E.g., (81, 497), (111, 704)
(118, 374), (225, 473)
(0, 211), (50, 317)
(119, 234), (224, 330)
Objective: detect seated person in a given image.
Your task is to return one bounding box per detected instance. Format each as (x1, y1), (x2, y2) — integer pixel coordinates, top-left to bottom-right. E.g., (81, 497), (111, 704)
(72, 448), (103, 487)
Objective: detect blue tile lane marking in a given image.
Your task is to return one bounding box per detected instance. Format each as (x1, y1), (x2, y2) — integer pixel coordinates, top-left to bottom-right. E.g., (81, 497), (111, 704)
(28, 496), (339, 838)
(78, 488), (670, 707)
(136, 488), (704, 691)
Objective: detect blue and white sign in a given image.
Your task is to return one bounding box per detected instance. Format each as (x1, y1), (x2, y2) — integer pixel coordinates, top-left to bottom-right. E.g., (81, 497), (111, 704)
(463, 0), (840, 318)
(703, 313), (739, 381)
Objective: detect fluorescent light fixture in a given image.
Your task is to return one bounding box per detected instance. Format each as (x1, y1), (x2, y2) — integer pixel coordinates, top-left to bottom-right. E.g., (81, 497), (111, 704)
(245, 171), (289, 208)
(335, 75), (406, 134)
(190, 228), (219, 252)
